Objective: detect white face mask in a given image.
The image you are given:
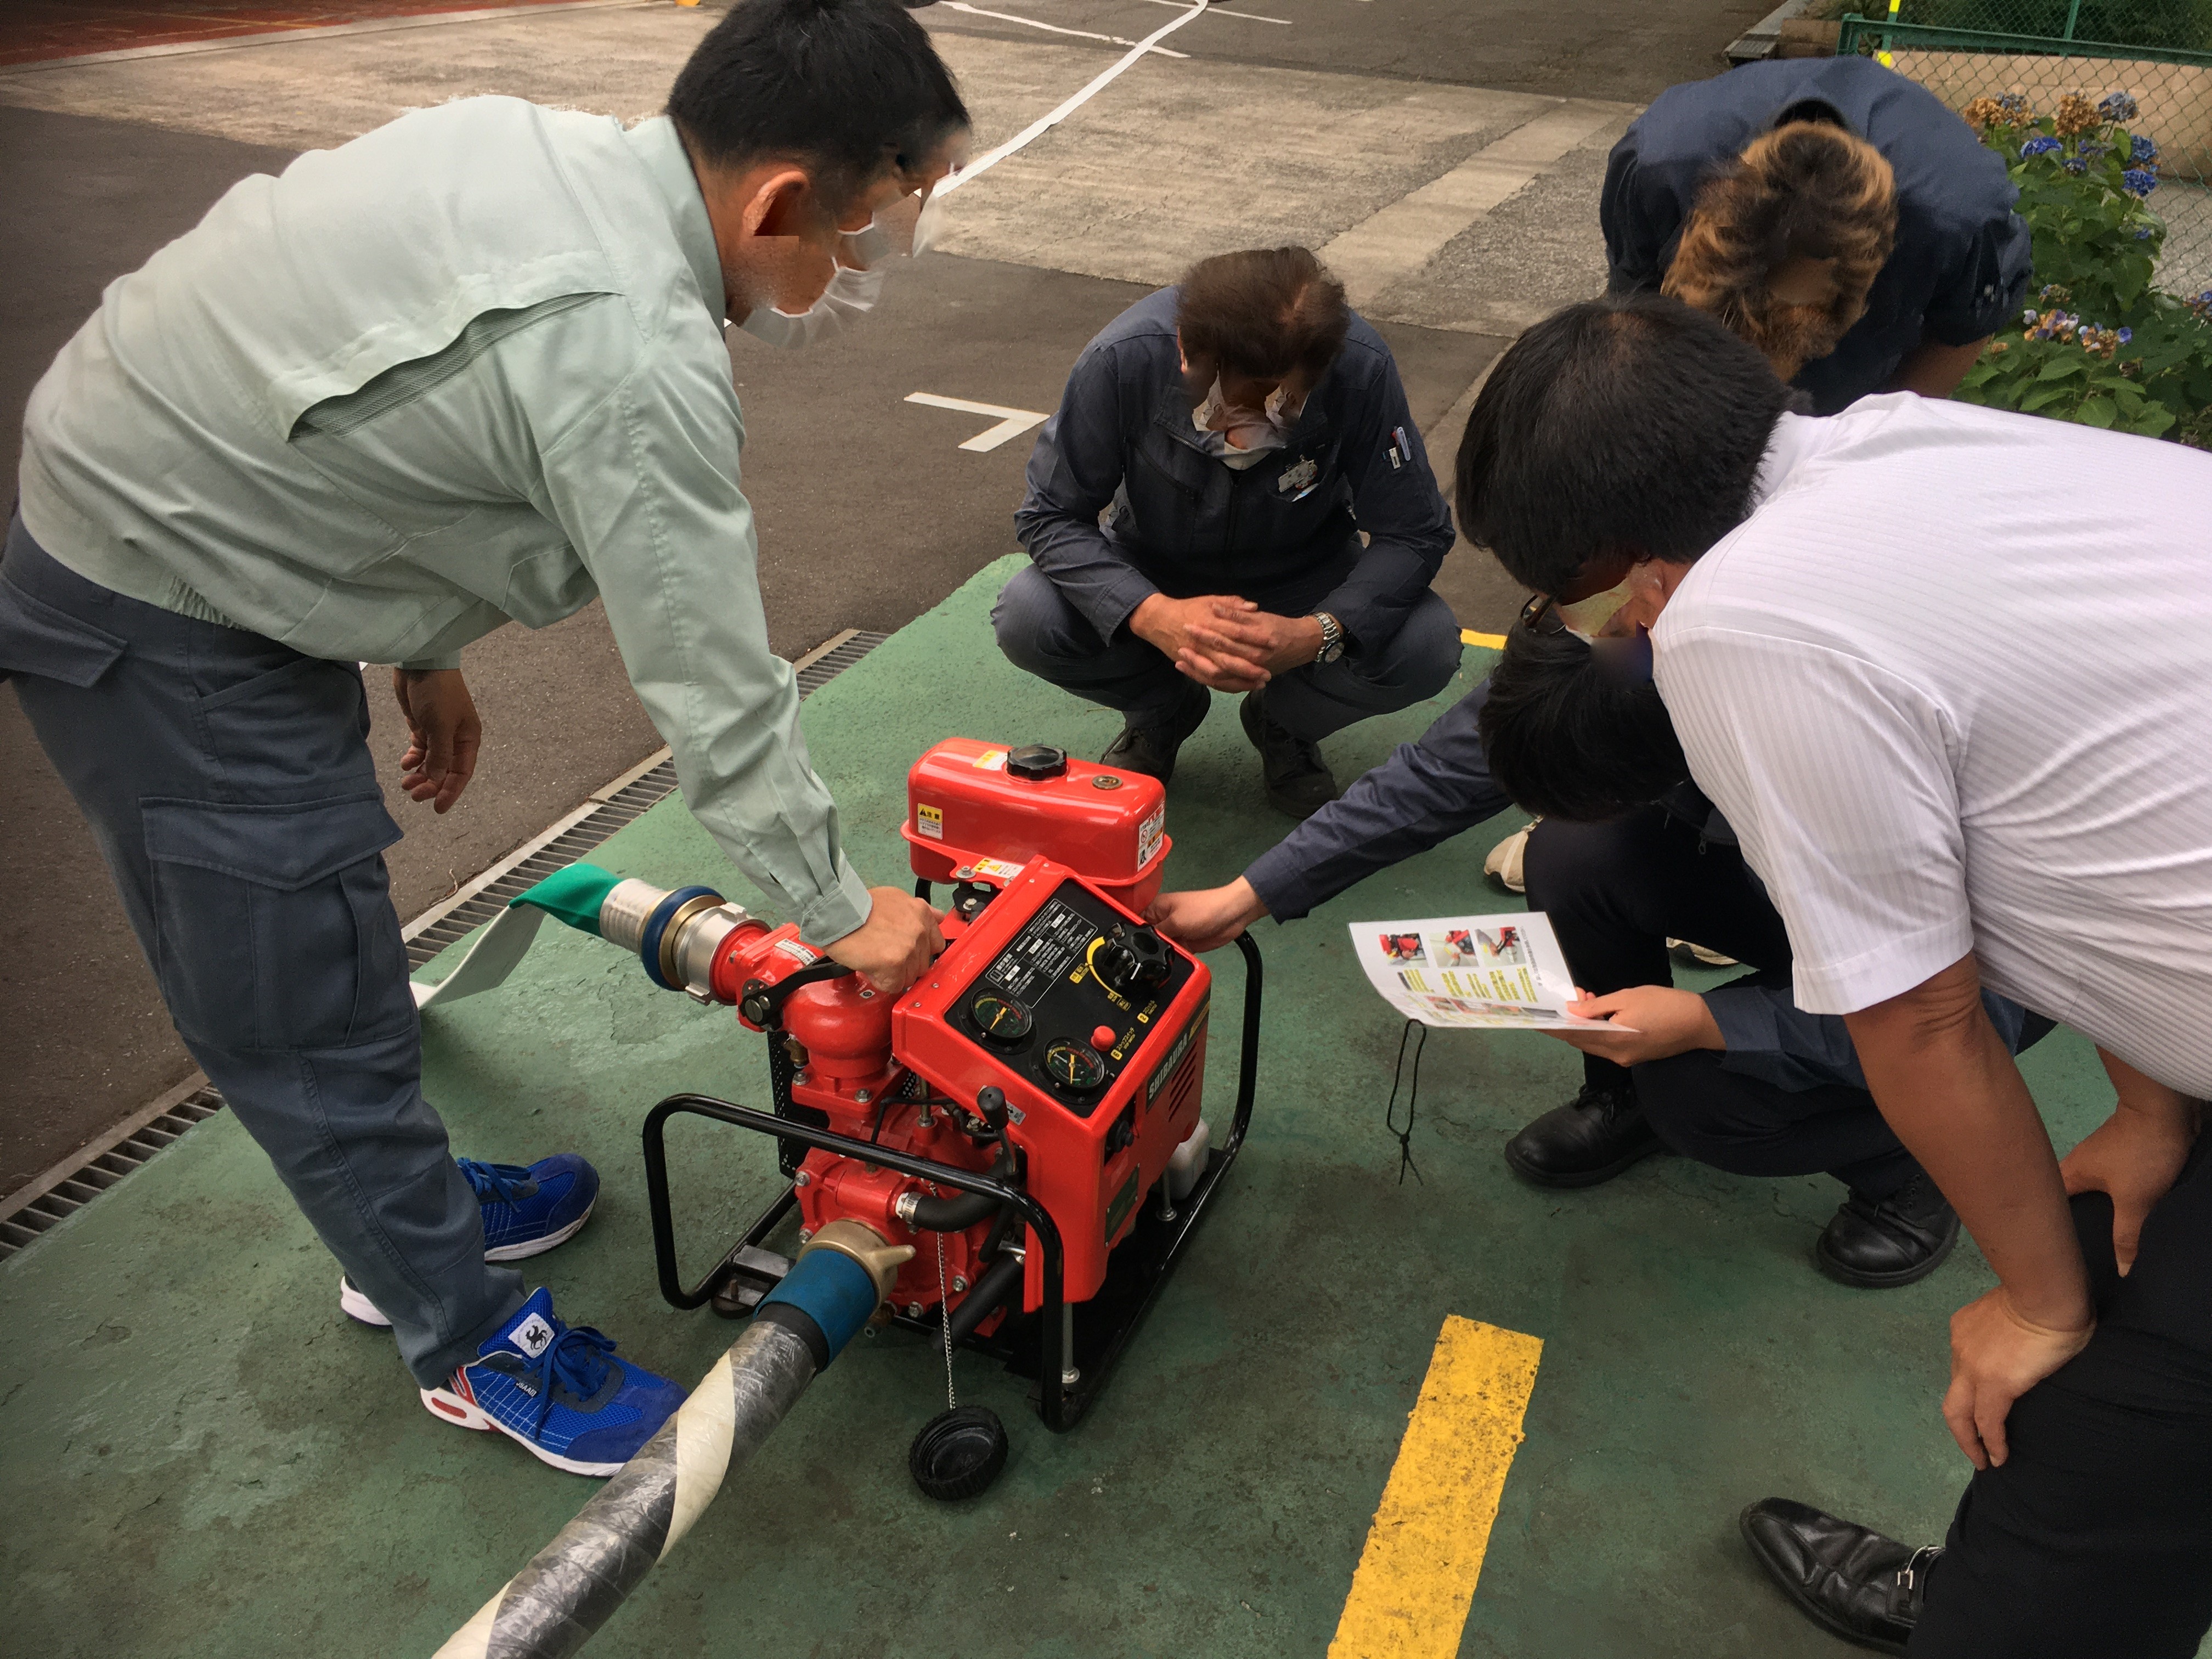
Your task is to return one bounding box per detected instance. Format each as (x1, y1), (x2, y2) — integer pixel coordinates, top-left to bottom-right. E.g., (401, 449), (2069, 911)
(733, 189), (945, 350)
(1190, 379), (1303, 466)
(1556, 574), (1638, 642)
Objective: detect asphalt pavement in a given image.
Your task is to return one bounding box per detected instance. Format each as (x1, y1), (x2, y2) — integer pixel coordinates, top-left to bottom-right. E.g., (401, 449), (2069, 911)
(1, 0), (1756, 1193)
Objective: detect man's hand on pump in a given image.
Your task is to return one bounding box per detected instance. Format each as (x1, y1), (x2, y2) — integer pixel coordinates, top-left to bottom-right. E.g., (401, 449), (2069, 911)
(1129, 593), (1324, 692)
(825, 886), (946, 995)
(393, 667), (482, 814)
(1148, 876), (1268, 952)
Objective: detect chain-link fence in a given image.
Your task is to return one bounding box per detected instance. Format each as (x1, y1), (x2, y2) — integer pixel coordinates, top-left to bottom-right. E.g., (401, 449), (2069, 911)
(1837, 13), (2212, 294)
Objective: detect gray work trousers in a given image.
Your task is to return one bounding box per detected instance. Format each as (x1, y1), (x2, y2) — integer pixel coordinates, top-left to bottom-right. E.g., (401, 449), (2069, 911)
(991, 562), (1463, 741)
(0, 519), (522, 1387)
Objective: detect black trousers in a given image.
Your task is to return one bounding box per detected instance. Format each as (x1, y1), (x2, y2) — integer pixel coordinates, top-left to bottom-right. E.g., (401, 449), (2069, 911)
(1912, 1148), (2212, 1657)
(1523, 806), (1920, 1199)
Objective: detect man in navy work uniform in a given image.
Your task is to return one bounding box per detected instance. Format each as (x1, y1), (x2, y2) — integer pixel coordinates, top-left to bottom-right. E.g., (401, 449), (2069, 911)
(1603, 56), (2030, 411)
(0, 0), (958, 1476)
(997, 246), (1461, 819)
(1146, 641), (2045, 1289)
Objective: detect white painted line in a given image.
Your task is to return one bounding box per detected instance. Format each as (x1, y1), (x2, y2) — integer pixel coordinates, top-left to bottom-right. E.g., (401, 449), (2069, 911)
(936, 0), (1215, 195)
(1131, 0), (1290, 21)
(1319, 100), (1628, 308)
(0, 0), (652, 77)
(939, 2), (1190, 55)
(905, 393), (1049, 452)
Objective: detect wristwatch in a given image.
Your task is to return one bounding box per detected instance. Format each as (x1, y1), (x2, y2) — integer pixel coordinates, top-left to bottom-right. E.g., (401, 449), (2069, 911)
(1312, 612), (1346, 664)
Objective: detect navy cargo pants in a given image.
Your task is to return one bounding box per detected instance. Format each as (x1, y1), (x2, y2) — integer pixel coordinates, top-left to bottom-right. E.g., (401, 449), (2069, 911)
(0, 519), (522, 1387)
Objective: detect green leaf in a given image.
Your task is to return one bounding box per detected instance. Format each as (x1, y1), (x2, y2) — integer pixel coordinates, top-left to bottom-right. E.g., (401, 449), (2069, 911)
(2036, 357), (2087, 381)
(2076, 395), (2118, 428)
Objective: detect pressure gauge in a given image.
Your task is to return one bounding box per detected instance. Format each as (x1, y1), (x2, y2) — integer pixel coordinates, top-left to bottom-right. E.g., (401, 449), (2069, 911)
(1043, 1040), (1107, 1093)
(969, 992), (1033, 1045)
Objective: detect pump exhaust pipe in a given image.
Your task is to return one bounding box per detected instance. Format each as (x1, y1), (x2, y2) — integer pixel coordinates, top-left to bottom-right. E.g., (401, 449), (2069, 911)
(433, 1222), (911, 1659)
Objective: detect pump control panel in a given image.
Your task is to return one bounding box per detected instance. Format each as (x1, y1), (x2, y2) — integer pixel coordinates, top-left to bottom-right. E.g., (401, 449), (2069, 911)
(947, 883), (1196, 1118)
(895, 856), (1211, 1305)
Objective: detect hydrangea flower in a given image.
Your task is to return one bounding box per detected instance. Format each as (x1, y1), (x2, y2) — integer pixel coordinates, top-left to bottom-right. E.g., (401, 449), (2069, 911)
(1999, 92), (2035, 121)
(2021, 135), (2062, 157)
(2118, 327), (2134, 345)
(2123, 167), (2158, 195)
(2055, 92), (2100, 136)
(2137, 225), (2155, 239)
(2039, 283), (2073, 303)
(2099, 91), (2140, 122)
(2131, 133), (2159, 162)
(2078, 139), (2111, 159)
(2064, 156), (2089, 174)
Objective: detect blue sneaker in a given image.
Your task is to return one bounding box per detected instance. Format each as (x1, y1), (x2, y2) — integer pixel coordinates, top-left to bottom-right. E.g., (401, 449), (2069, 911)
(420, 1289), (686, 1475)
(338, 1153), (599, 1327)
(465, 1154), (600, 1261)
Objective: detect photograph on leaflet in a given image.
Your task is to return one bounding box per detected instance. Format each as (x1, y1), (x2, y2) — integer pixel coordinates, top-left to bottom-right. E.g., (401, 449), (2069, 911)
(1347, 911), (1635, 1031)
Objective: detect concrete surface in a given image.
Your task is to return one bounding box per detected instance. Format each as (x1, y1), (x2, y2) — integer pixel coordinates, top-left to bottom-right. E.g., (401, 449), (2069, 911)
(0, 558), (2172, 1659)
(919, 0), (1769, 105)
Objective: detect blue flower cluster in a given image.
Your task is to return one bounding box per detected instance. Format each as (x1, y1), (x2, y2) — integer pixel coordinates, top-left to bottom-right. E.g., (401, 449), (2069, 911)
(2064, 156), (2090, 174)
(2100, 91), (2141, 121)
(2131, 133), (2159, 162)
(2000, 92), (2034, 121)
(2123, 167), (2159, 195)
(2021, 135), (2062, 157)
(2190, 291), (2212, 324)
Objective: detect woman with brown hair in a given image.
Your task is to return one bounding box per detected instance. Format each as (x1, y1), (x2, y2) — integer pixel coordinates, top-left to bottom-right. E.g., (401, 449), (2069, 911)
(1603, 57), (2029, 412)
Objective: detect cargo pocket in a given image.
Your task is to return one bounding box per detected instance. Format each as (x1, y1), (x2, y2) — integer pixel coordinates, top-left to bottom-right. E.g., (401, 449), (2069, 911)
(0, 579), (125, 686)
(143, 793), (406, 1052)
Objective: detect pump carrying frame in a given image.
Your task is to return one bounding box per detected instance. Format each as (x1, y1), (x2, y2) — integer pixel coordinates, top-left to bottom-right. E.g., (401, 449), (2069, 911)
(641, 933), (1261, 1432)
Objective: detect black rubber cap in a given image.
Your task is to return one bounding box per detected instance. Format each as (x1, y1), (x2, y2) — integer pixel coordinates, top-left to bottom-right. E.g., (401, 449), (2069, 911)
(1006, 744), (1069, 780)
(909, 1405), (1009, 1501)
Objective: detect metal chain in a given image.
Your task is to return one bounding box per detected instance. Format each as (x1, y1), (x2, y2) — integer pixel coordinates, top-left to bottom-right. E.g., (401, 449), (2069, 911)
(933, 1216), (957, 1410)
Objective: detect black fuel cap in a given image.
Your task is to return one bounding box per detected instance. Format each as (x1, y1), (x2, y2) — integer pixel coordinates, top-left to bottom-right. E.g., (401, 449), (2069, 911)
(1006, 744), (1069, 780)
(909, 1404), (1009, 1500)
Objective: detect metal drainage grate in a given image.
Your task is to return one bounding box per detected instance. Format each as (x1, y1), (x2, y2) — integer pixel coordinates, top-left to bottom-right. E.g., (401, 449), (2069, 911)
(1, 1087), (224, 1258)
(0, 628), (888, 1261)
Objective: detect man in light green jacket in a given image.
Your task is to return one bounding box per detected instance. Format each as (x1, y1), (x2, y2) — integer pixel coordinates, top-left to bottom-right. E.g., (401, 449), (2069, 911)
(0, 0), (965, 1476)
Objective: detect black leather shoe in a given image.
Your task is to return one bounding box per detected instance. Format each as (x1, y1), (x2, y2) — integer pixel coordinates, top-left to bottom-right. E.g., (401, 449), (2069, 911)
(1239, 689), (1339, 818)
(1740, 1497), (1937, 1655)
(1101, 688), (1210, 783)
(1502, 1082), (1660, 1188)
(1816, 1171), (1960, 1288)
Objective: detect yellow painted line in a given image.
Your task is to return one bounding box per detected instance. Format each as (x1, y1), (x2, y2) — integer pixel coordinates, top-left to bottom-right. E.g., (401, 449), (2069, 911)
(1329, 1316), (1544, 1659)
(1460, 628), (1507, 650)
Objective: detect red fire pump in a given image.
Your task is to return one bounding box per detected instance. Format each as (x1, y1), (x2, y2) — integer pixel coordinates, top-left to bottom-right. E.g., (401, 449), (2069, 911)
(635, 740), (1261, 1445)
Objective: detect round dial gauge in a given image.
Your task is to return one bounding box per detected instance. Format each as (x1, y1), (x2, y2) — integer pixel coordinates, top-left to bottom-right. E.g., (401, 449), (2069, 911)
(1043, 1040), (1108, 1093)
(969, 992), (1033, 1043)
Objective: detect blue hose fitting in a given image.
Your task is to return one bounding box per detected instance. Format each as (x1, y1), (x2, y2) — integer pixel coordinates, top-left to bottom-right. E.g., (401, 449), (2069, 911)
(754, 1222), (911, 1370)
(637, 885), (723, 991)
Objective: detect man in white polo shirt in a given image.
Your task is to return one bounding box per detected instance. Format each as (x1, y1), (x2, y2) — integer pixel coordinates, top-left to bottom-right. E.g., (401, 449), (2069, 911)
(1457, 291), (2212, 1658)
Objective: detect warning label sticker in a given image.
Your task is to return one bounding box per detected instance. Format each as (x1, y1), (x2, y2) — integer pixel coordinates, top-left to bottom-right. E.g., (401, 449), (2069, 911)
(915, 803), (944, 840)
(1138, 805), (1165, 867)
(972, 748), (1008, 771)
(973, 856), (1025, 882)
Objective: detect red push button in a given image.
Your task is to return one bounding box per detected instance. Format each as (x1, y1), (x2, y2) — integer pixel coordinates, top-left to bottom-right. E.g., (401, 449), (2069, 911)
(1091, 1025), (1116, 1052)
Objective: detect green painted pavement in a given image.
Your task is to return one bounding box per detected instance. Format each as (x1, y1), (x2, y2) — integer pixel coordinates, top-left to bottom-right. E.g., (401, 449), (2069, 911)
(0, 556), (2146, 1658)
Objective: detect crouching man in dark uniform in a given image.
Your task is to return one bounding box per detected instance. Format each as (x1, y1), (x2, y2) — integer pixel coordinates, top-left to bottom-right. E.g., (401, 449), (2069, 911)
(994, 246), (1460, 819)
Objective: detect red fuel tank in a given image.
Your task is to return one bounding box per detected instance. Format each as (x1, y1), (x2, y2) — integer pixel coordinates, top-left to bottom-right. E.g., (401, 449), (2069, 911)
(901, 739), (1171, 913)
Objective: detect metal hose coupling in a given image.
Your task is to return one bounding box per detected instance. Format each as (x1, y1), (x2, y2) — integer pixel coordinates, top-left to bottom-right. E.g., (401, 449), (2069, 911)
(433, 1224), (913, 1659)
(596, 877), (755, 1001)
